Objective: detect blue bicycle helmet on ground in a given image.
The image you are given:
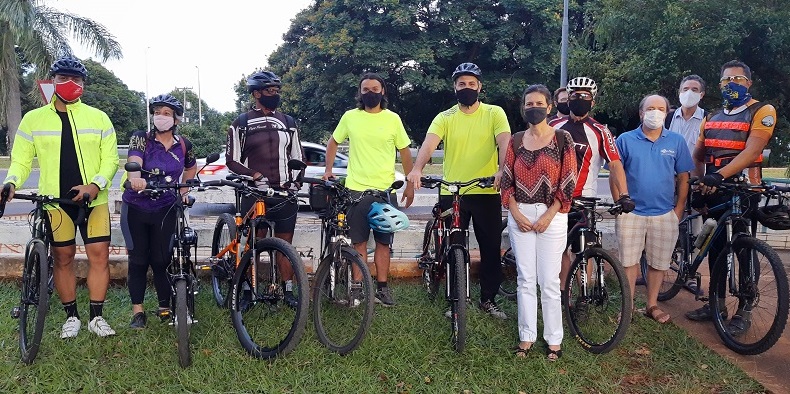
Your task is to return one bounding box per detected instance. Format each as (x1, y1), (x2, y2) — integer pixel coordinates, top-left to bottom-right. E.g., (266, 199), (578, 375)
(368, 202), (410, 233)
(49, 56), (88, 79)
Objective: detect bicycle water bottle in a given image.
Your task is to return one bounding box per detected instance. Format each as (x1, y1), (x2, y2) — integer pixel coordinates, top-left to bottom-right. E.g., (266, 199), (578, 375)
(693, 218), (717, 249)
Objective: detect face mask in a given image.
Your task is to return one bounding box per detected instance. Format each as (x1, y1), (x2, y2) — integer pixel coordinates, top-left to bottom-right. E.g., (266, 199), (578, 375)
(54, 80), (83, 102)
(721, 82), (751, 109)
(568, 99), (592, 117)
(455, 88), (479, 106)
(361, 92), (383, 108)
(258, 94), (281, 110)
(556, 102), (570, 116)
(642, 109), (666, 130)
(522, 107), (548, 125)
(679, 90), (702, 108)
(153, 115), (175, 132)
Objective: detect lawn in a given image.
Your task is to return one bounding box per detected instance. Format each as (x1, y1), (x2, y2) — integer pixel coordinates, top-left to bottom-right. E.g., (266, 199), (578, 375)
(0, 280), (763, 394)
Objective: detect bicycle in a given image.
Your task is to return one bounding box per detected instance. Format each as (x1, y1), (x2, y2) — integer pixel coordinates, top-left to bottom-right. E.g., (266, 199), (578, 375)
(655, 177), (789, 355)
(301, 177), (403, 354)
(417, 175), (495, 353)
(1, 184), (90, 364)
(207, 159), (309, 359)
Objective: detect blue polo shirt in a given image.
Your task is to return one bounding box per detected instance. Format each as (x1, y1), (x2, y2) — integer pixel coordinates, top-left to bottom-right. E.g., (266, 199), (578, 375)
(615, 126), (694, 216)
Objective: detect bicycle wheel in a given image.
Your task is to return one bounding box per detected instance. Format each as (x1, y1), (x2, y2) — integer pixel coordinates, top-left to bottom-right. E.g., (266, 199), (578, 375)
(420, 220), (441, 300)
(211, 213), (237, 308)
(657, 223), (687, 301)
(498, 247), (517, 301)
(230, 238), (308, 359)
(174, 279), (192, 368)
(312, 246), (374, 354)
(450, 248), (467, 353)
(710, 236), (789, 355)
(563, 247), (632, 354)
(19, 240), (49, 364)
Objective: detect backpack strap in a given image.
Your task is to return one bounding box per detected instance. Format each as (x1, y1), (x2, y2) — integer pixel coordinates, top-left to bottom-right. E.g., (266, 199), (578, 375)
(238, 112), (249, 163)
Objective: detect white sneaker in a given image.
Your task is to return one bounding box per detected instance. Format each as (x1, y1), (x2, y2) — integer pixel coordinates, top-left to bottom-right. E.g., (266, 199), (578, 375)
(61, 316), (81, 339)
(87, 316), (116, 337)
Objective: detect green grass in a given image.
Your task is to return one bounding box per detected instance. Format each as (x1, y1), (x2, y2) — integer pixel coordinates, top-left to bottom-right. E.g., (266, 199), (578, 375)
(396, 163), (443, 176)
(0, 281), (763, 394)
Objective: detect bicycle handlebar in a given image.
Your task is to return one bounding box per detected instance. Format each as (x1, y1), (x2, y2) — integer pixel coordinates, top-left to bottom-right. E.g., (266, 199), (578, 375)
(419, 176), (495, 191)
(0, 188), (91, 225)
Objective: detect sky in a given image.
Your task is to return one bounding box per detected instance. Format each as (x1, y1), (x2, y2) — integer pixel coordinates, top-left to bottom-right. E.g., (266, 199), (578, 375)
(47, 0), (314, 113)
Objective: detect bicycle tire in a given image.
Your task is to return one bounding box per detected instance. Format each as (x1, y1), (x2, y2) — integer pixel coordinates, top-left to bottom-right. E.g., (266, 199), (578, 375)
(211, 213), (237, 308)
(563, 247), (631, 354)
(450, 248), (467, 353)
(19, 240), (49, 364)
(174, 279), (192, 368)
(710, 236), (789, 355)
(498, 247), (517, 301)
(420, 220), (441, 300)
(230, 238), (308, 359)
(657, 225), (688, 301)
(312, 246), (374, 354)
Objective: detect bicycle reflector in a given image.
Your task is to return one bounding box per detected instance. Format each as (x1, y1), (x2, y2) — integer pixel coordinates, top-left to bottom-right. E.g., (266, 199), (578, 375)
(367, 202), (409, 233)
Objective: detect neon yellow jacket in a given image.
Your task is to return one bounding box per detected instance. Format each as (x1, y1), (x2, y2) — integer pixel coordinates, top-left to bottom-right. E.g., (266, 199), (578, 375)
(3, 99), (119, 208)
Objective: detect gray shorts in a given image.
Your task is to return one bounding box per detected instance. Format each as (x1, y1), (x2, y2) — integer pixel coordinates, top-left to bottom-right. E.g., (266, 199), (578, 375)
(346, 191), (393, 245)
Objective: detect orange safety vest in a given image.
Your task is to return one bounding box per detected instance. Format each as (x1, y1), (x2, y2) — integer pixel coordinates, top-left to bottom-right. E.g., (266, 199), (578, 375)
(703, 102), (768, 183)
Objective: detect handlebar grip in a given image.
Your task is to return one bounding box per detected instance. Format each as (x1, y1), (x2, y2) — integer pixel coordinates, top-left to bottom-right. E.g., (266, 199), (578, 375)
(74, 194), (91, 226)
(0, 184), (9, 218)
(302, 177), (325, 185)
(123, 180), (132, 190)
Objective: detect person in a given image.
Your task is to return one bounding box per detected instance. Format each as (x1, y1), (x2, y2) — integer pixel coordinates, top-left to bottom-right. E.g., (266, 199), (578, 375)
(407, 62), (512, 319)
(121, 94), (196, 328)
(2, 56), (119, 338)
(550, 87), (570, 122)
(323, 73), (415, 306)
(225, 70), (305, 308)
(666, 74), (708, 295)
(501, 84), (577, 360)
(547, 77), (634, 290)
(685, 60), (777, 336)
(613, 94), (694, 324)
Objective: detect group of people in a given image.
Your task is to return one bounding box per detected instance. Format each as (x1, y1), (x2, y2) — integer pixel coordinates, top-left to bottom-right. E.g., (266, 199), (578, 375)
(1, 56), (776, 363)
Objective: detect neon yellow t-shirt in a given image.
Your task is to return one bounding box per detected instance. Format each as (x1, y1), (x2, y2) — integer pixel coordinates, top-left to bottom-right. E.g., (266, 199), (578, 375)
(427, 103), (510, 194)
(332, 108), (411, 191)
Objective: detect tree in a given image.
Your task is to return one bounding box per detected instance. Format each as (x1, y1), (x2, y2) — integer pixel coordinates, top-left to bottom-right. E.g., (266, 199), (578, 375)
(81, 59), (146, 142)
(0, 0), (121, 153)
(171, 88), (231, 159)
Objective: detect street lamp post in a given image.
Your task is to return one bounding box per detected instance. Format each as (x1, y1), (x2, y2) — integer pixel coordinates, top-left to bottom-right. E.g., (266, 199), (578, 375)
(560, 0), (570, 87)
(195, 65), (202, 127)
(145, 46), (151, 132)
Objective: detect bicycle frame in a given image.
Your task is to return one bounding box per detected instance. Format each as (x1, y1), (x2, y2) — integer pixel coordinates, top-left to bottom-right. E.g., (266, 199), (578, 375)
(432, 192), (472, 302)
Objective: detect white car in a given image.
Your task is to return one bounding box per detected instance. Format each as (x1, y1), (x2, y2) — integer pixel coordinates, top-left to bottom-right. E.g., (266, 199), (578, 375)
(196, 141), (405, 208)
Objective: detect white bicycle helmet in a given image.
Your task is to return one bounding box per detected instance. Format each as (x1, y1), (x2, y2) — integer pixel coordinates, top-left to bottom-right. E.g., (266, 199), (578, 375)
(567, 77), (598, 98)
(367, 202), (410, 233)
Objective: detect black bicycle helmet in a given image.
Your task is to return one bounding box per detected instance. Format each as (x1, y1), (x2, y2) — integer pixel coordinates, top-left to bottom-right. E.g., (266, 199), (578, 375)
(451, 62), (482, 81)
(756, 204), (790, 230)
(49, 56), (88, 79)
(149, 94), (184, 116)
(246, 71), (282, 93)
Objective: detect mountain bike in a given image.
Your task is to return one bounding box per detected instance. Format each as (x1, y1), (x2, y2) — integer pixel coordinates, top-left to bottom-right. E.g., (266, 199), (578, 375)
(656, 178), (788, 355)
(207, 160), (309, 360)
(561, 197), (631, 354)
(302, 177), (402, 354)
(1, 184), (90, 364)
(417, 175), (495, 353)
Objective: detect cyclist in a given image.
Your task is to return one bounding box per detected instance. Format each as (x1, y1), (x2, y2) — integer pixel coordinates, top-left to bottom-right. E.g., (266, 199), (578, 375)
(121, 94), (196, 328)
(2, 56), (119, 338)
(501, 84), (577, 360)
(323, 72), (414, 307)
(407, 62), (512, 319)
(225, 70), (304, 308)
(548, 77), (634, 290)
(685, 60), (777, 336)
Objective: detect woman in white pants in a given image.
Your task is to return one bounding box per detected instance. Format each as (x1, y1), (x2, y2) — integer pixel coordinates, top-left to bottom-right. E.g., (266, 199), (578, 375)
(500, 84), (577, 361)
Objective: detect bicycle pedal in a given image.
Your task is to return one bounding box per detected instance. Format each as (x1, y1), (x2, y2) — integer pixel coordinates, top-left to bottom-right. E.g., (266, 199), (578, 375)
(10, 306), (21, 319)
(195, 263), (212, 271)
(697, 296), (709, 302)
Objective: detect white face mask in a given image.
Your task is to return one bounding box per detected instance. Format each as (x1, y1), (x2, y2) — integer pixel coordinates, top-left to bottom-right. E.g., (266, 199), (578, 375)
(679, 90), (702, 108)
(153, 115), (175, 132)
(642, 109), (666, 130)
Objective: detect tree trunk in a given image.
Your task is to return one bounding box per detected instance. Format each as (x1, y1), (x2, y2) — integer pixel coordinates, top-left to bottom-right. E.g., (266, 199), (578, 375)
(4, 55), (21, 156)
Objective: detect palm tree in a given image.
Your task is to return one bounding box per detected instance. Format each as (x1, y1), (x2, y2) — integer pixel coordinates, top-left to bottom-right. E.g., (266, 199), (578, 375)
(0, 0), (121, 153)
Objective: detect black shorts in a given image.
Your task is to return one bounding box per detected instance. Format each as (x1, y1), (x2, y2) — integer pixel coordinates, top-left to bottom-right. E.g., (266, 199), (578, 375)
(240, 194), (298, 234)
(347, 191), (393, 245)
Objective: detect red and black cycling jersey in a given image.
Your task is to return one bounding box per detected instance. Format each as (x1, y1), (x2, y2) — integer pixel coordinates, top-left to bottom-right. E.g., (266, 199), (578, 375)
(548, 116), (620, 198)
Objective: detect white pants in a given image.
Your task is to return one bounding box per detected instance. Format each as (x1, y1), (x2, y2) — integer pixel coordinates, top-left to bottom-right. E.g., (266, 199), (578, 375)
(508, 203), (568, 346)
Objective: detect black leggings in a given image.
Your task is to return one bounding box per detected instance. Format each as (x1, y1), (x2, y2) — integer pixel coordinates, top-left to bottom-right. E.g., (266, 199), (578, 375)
(439, 193), (503, 302)
(121, 203), (177, 308)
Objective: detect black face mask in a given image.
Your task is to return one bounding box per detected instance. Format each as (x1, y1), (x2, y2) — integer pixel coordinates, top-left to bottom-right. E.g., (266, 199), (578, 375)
(258, 94), (281, 110)
(556, 102), (570, 116)
(568, 99), (592, 117)
(361, 92), (383, 108)
(522, 107), (548, 125)
(455, 88), (479, 106)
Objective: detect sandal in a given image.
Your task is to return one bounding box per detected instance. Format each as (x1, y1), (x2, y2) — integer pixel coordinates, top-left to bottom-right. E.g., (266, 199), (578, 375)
(513, 343), (533, 358)
(644, 305), (671, 324)
(546, 347), (562, 362)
